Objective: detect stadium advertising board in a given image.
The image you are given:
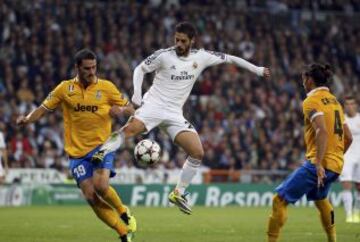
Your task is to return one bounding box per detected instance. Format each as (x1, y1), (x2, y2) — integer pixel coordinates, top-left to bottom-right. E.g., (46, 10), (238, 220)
(0, 184), (344, 207)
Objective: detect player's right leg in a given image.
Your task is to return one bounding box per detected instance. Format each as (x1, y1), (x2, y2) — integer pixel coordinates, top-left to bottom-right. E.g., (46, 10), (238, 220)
(339, 158), (355, 222)
(79, 179), (132, 241)
(91, 117), (146, 163)
(267, 194), (288, 242)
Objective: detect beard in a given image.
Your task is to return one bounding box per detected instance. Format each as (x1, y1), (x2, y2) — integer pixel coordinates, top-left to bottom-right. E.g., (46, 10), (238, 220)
(176, 46), (189, 56)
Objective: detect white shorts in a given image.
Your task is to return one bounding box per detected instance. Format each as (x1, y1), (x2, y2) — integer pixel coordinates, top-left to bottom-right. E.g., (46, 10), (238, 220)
(339, 155), (360, 183)
(134, 102), (197, 141)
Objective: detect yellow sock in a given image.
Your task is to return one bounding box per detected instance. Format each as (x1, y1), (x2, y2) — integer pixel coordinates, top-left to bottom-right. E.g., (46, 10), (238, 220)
(315, 199), (336, 242)
(267, 194), (288, 242)
(91, 195), (128, 236)
(101, 186), (127, 215)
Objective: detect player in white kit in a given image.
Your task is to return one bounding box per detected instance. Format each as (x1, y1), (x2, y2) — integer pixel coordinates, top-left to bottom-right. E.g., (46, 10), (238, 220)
(340, 95), (360, 223)
(0, 130), (8, 184)
(92, 22), (270, 214)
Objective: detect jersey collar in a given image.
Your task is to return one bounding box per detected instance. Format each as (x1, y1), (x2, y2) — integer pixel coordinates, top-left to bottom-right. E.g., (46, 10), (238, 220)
(307, 86), (329, 97)
(74, 76), (99, 86)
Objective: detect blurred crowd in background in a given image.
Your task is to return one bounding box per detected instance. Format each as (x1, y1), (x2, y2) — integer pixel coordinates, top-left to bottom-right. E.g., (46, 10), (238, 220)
(1, 0), (359, 178)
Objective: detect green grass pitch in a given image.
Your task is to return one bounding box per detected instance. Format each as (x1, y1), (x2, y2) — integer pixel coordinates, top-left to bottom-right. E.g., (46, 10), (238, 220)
(0, 206), (359, 242)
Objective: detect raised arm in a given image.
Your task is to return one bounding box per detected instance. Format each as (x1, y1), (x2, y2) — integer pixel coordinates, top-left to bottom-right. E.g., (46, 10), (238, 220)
(131, 49), (164, 106)
(226, 55), (270, 78)
(131, 65), (146, 106)
(202, 50), (270, 79)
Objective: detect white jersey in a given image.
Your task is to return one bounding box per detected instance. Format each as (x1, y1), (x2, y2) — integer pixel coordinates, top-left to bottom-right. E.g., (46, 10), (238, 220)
(345, 113), (360, 159)
(139, 47), (262, 110)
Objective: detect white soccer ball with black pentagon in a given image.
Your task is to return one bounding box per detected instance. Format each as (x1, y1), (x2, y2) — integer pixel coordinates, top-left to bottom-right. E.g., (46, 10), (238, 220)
(134, 139), (161, 166)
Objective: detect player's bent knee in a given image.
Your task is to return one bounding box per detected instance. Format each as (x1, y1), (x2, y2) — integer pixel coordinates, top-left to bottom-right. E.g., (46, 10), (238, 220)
(189, 149), (204, 161)
(82, 189), (97, 205)
(94, 183), (109, 196)
(123, 125), (141, 138)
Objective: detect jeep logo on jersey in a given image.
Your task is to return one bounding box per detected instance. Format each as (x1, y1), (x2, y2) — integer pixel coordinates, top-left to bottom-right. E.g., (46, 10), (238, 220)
(74, 103), (98, 113)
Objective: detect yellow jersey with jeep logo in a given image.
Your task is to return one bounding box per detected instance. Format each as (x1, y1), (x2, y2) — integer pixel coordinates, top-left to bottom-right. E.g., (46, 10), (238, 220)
(302, 87), (345, 174)
(42, 77), (128, 158)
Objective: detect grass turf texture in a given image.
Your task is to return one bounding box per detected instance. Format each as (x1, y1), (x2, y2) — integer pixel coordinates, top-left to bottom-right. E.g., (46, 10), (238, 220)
(0, 206), (359, 242)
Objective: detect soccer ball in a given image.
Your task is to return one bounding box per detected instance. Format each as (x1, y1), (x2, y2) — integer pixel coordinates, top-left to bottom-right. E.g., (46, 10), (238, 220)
(134, 139), (161, 166)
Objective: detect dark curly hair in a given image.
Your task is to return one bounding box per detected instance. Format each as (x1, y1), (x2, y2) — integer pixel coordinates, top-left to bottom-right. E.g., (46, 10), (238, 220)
(303, 63), (333, 87)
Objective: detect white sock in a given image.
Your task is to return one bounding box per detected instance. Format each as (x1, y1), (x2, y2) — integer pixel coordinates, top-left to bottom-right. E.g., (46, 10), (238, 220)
(175, 157), (201, 195)
(100, 131), (125, 154)
(354, 190), (360, 214)
(342, 190), (353, 217)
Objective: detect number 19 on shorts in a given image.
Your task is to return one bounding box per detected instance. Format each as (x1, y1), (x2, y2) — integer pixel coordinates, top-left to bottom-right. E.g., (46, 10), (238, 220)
(73, 165), (86, 178)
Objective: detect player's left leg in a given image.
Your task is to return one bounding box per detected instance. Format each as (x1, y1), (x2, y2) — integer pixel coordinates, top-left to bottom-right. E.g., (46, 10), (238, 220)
(169, 130), (204, 214)
(353, 182), (360, 223)
(93, 169), (127, 214)
(314, 199), (336, 242)
(309, 169), (339, 242)
(352, 162), (360, 223)
(340, 181), (353, 222)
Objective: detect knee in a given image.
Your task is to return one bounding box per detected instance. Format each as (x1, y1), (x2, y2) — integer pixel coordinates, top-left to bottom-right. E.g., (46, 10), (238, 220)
(123, 125), (138, 138)
(189, 148), (204, 161)
(93, 181), (109, 197)
(82, 188), (97, 205)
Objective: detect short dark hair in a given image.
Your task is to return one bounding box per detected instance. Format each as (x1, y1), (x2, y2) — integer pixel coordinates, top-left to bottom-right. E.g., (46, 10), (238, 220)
(175, 22), (197, 39)
(303, 63), (333, 87)
(74, 49), (97, 66)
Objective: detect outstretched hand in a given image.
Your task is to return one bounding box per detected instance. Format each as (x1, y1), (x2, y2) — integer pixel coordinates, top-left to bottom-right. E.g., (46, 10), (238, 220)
(263, 67), (271, 80)
(16, 115), (28, 126)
